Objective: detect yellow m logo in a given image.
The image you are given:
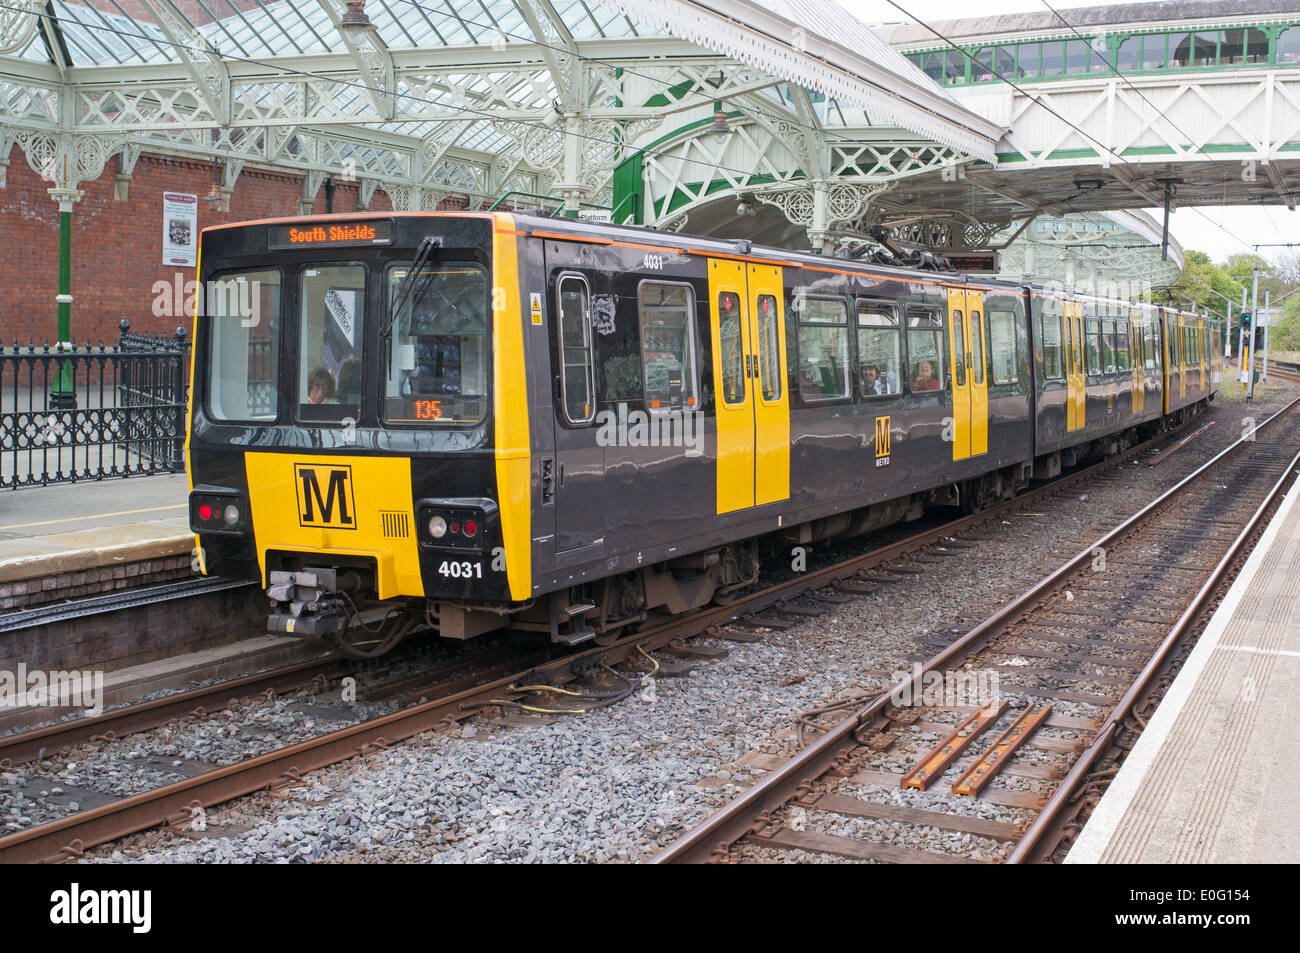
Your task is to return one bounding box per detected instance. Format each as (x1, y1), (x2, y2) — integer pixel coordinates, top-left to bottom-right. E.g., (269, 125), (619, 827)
(295, 464), (356, 529)
(874, 416), (891, 458)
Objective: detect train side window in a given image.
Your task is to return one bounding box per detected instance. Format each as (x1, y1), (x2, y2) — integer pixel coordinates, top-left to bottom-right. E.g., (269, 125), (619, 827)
(207, 268), (281, 422)
(970, 309), (986, 385)
(1085, 317), (1101, 374)
(951, 309), (966, 387)
(1102, 319), (1116, 373)
(794, 294), (851, 401)
(856, 303), (902, 397)
(1041, 305), (1064, 380)
(557, 274), (595, 425)
(906, 311), (945, 393)
(717, 291), (746, 405)
(638, 280), (699, 413)
(1145, 321), (1158, 370)
(1116, 319), (1130, 371)
(989, 308), (1018, 384)
(756, 294), (782, 402)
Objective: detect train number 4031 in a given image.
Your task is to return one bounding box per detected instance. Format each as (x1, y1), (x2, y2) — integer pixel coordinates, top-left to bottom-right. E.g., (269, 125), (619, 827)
(438, 560), (483, 579)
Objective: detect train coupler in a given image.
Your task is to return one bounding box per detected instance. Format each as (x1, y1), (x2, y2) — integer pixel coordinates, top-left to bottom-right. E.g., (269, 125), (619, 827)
(266, 569), (348, 639)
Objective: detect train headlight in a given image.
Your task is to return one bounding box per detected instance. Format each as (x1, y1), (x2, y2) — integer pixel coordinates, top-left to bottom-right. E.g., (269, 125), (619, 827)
(223, 504), (241, 526)
(428, 515), (448, 539)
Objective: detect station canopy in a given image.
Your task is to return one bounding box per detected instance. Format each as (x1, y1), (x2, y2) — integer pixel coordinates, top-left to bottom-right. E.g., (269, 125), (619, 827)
(0, 0), (1004, 213)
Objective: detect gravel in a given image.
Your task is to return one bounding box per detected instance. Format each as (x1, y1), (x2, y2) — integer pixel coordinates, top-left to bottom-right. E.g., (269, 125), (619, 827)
(27, 379), (1291, 864)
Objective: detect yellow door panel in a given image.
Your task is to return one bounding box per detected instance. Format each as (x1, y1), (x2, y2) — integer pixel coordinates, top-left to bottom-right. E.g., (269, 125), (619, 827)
(967, 291), (988, 456)
(1066, 304), (1086, 431)
(1063, 304), (1077, 431)
(748, 264), (790, 506)
(243, 452), (423, 600)
(708, 259), (754, 514)
(947, 288), (970, 461)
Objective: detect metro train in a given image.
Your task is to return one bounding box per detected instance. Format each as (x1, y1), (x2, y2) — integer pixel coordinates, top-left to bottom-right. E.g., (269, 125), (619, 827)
(186, 212), (1222, 657)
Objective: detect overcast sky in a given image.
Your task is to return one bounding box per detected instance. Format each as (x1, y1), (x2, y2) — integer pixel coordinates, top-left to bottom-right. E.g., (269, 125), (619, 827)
(834, 0), (1299, 265)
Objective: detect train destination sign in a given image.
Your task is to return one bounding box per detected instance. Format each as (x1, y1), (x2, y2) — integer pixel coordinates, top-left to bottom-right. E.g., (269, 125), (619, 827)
(269, 220), (393, 249)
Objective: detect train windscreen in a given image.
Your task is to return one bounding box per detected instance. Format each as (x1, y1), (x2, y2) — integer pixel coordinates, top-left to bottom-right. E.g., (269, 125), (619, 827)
(384, 263), (490, 426)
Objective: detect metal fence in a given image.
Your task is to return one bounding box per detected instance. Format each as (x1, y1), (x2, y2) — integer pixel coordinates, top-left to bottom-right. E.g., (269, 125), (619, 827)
(1, 320), (191, 490)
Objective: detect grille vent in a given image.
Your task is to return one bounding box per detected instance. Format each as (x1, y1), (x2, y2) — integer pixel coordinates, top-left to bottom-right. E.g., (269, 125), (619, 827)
(381, 511), (410, 539)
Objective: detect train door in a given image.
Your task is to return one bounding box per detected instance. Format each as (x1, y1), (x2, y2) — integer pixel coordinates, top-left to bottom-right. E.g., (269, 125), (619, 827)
(748, 265), (790, 506)
(550, 271), (605, 555)
(946, 288), (988, 460)
(1064, 299), (1086, 431)
(708, 260), (791, 513)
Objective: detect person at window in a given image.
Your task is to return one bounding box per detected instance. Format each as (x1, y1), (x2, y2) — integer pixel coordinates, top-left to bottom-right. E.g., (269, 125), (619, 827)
(336, 358), (362, 406)
(307, 366), (336, 404)
(912, 360), (942, 391)
(861, 364), (883, 395)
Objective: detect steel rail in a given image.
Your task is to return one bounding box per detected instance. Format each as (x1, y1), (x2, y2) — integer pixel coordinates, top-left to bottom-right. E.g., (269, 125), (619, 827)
(0, 411), (1224, 862)
(1008, 436), (1300, 862)
(653, 395), (1300, 864)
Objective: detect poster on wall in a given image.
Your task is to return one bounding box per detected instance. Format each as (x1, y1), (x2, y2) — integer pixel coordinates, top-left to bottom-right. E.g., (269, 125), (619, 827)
(162, 192), (198, 267)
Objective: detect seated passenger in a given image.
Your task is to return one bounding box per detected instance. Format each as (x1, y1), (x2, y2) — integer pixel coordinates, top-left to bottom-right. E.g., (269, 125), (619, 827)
(912, 360), (941, 391)
(307, 366), (336, 404)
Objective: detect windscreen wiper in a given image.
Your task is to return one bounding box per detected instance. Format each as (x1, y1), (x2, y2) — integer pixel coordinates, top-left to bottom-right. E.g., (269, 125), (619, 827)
(382, 237), (442, 337)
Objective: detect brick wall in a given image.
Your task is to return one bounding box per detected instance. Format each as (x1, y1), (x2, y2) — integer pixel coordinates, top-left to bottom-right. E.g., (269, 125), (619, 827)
(0, 145), (394, 344)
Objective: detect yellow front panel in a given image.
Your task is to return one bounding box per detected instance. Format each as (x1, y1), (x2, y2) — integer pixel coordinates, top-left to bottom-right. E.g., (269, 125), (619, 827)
(748, 264), (790, 506)
(491, 214), (532, 600)
(947, 288), (970, 461)
(708, 259), (754, 514)
(243, 452), (422, 600)
(967, 291), (988, 456)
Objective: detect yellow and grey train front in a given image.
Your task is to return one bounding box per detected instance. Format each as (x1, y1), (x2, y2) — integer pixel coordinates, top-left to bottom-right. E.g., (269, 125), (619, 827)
(186, 213), (531, 658)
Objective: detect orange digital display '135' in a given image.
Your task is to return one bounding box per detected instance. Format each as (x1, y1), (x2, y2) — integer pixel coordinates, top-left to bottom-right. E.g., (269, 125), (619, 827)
(414, 400), (443, 420)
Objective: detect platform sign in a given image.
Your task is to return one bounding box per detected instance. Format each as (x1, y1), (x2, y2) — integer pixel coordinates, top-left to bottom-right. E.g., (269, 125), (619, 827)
(162, 192), (198, 267)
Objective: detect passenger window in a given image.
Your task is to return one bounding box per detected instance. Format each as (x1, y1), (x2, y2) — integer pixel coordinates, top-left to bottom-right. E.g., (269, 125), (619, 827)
(558, 275), (595, 425)
(718, 291), (746, 405)
(971, 310), (985, 385)
(1040, 304), (1060, 379)
(208, 268), (281, 422)
(756, 294), (782, 401)
(907, 311), (945, 393)
(795, 295), (850, 401)
(1085, 317), (1101, 374)
(299, 264), (365, 423)
(989, 308), (1018, 384)
(1102, 319), (1116, 373)
(856, 304), (902, 397)
(1145, 322), (1158, 370)
(638, 281), (699, 412)
(1116, 319), (1130, 371)
(951, 310), (966, 386)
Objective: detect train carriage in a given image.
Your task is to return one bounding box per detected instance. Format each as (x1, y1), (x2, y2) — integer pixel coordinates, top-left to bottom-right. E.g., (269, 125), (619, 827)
(187, 211), (1219, 657)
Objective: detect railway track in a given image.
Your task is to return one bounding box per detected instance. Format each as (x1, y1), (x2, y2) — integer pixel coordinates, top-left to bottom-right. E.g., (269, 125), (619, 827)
(653, 397), (1300, 864)
(0, 407), (1248, 863)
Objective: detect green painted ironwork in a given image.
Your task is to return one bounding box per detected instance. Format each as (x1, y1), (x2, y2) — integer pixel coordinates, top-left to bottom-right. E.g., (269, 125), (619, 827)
(905, 21), (1300, 88)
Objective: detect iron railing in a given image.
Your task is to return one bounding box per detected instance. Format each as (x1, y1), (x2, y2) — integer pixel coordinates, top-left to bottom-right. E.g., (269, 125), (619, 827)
(1, 320), (191, 489)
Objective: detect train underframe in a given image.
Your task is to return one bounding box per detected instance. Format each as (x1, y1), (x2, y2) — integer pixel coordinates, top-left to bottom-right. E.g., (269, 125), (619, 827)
(269, 400), (1208, 659)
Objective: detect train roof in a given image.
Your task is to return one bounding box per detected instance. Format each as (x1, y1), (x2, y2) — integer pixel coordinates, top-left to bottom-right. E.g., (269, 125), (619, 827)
(202, 210), (1210, 319)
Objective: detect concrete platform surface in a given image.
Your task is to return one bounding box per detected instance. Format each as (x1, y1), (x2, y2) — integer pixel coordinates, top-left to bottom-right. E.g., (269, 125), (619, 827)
(1066, 476), (1300, 864)
(0, 474), (189, 540)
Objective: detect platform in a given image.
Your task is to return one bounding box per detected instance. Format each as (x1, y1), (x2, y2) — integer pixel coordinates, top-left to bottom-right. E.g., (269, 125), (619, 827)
(0, 475), (192, 607)
(1066, 474), (1300, 864)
